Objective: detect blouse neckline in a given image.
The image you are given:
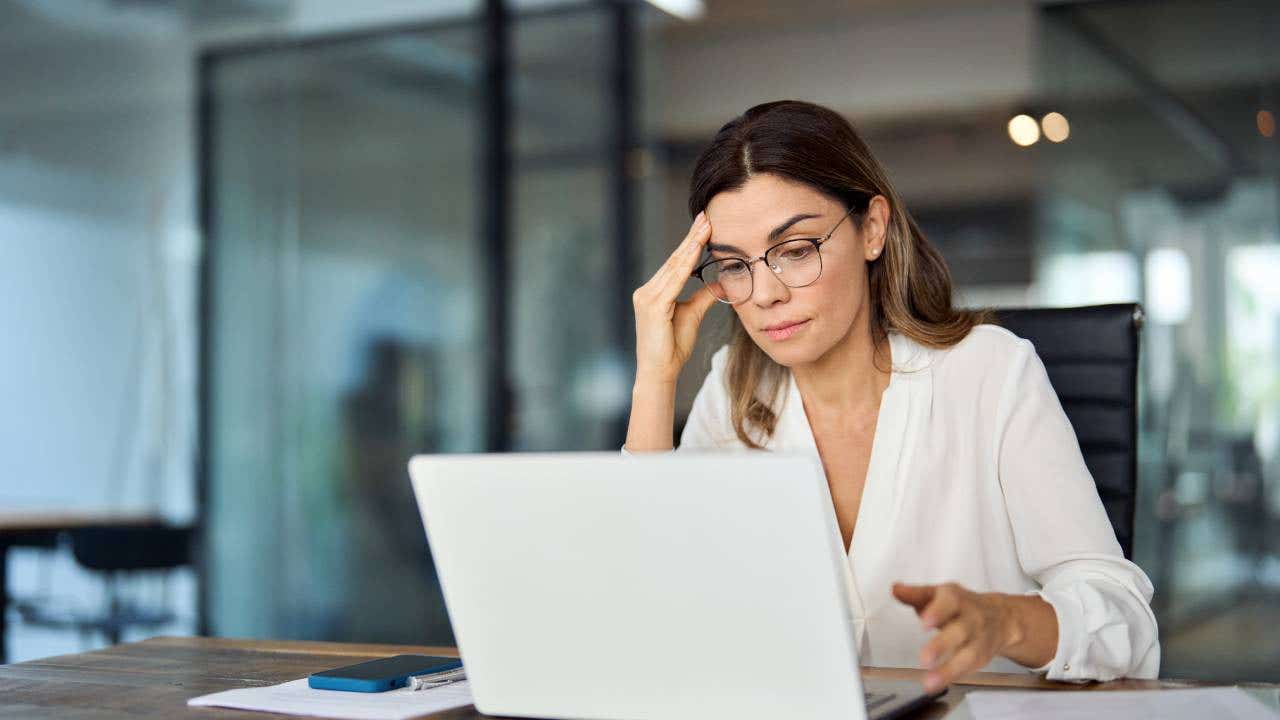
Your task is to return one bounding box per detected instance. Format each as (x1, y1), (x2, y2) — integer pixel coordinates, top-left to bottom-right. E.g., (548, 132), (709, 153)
(772, 328), (934, 558)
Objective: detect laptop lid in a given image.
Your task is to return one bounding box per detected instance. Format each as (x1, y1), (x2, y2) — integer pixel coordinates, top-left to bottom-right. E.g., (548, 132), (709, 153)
(409, 451), (869, 720)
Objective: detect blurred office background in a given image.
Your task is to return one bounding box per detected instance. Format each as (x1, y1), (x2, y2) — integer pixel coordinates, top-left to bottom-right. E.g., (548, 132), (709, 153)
(1, 0), (1277, 682)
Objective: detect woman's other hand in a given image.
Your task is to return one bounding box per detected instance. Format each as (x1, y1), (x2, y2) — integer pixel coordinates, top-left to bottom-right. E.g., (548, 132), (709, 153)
(892, 581), (1057, 693)
(631, 211), (719, 387)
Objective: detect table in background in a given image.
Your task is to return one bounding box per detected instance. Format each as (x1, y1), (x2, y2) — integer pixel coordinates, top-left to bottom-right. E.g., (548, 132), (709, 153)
(0, 510), (161, 663)
(1, 636), (1277, 719)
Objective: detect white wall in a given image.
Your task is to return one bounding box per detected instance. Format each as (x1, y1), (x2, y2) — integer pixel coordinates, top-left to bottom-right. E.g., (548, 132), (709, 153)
(0, 6), (198, 518)
(0, 1), (202, 663)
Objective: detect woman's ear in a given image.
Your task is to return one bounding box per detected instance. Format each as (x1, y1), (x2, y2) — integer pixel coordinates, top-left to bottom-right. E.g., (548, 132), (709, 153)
(863, 195), (890, 260)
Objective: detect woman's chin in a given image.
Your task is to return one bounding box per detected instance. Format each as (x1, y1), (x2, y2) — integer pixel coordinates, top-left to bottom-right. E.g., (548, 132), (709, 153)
(753, 337), (816, 368)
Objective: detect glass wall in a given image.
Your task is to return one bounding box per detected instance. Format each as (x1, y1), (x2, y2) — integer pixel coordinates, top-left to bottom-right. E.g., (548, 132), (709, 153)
(510, 8), (621, 451)
(205, 3), (661, 643)
(509, 4), (667, 450)
(206, 22), (485, 644)
(1034, 0), (1280, 681)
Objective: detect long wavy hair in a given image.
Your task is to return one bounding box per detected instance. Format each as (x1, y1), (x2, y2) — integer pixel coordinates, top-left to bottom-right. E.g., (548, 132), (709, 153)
(688, 100), (992, 448)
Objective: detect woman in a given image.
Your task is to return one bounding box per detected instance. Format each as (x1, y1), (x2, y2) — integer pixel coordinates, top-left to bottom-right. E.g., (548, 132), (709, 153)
(622, 100), (1159, 692)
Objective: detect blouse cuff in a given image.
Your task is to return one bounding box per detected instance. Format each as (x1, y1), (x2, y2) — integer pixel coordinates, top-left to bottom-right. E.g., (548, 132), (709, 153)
(1030, 587), (1099, 683)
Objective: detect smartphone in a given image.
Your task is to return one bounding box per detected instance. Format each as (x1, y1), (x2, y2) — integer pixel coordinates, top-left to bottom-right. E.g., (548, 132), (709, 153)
(308, 654), (463, 692)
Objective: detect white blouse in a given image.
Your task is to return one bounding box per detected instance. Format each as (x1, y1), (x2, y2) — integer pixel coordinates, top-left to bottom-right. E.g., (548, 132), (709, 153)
(622, 324), (1160, 681)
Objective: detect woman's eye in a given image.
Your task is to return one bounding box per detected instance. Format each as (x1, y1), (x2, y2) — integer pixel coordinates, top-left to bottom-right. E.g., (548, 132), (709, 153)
(782, 245), (813, 260)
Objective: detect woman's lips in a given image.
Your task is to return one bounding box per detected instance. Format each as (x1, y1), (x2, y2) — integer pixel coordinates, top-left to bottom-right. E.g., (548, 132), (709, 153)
(764, 319), (810, 341)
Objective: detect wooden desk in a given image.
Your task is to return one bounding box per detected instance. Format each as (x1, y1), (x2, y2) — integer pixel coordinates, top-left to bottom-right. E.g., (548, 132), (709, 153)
(1, 636), (1275, 719)
(0, 510), (162, 663)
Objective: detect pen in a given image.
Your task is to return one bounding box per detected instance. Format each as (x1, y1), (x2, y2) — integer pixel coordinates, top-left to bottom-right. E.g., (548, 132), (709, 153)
(408, 668), (466, 691)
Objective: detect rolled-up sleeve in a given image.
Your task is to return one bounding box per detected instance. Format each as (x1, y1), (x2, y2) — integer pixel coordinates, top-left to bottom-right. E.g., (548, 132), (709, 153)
(994, 338), (1160, 681)
(621, 346), (730, 455)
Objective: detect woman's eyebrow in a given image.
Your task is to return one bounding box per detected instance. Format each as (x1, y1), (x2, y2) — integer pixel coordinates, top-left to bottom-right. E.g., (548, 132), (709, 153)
(706, 212), (823, 255)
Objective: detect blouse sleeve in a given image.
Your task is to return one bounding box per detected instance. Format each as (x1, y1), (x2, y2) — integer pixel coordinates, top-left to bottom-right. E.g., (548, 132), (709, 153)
(622, 346), (730, 455)
(994, 337), (1160, 681)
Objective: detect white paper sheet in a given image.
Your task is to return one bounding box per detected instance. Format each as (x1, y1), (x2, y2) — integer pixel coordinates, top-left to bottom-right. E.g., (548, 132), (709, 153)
(964, 687), (1278, 720)
(187, 678), (474, 720)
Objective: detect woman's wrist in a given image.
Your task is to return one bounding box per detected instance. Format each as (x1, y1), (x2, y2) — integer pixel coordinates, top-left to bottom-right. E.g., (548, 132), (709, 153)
(990, 592), (1057, 668)
(625, 374), (679, 453)
(632, 374), (678, 396)
(985, 592), (1025, 652)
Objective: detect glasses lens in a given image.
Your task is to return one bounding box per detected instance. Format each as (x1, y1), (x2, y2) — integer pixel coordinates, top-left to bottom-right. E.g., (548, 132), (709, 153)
(701, 258), (753, 303)
(766, 239), (822, 287)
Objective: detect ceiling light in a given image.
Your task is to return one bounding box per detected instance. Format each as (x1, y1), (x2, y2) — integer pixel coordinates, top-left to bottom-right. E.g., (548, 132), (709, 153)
(1008, 114), (1040, 147)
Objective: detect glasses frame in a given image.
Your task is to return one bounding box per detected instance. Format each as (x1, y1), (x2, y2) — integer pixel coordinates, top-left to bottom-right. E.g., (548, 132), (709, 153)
(691, 204), (861, 305)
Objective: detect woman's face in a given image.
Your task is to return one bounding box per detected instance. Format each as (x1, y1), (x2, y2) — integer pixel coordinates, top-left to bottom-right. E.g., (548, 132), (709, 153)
(703, 173), (886, 367)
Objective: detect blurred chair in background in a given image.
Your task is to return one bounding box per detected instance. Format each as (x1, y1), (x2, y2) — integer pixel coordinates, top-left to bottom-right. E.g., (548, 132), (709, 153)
(15, 523), (194, 646)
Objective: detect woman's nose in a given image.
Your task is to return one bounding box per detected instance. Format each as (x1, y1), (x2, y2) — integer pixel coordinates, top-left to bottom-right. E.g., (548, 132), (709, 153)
(750, 261), (790, 307)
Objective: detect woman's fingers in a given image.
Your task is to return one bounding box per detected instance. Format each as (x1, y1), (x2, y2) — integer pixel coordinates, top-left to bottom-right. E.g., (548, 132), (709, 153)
(891, 582), (935, 611)
(672, 285), (719, 340)
(895, 581), (1013, 694)
(919, 583), (963, 629)
(654, 213), (712, 299)
(633, 214), (709, 312)
(648, 212), (706, 280)
(920, 616), (971, 669)
(924, 643), (983, 693)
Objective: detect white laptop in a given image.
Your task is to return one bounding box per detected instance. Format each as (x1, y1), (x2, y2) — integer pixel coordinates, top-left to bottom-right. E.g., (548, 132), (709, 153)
(408, 451), (940, 720)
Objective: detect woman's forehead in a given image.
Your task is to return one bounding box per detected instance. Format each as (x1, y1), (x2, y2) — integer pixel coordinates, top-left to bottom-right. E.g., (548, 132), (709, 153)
(706, 176), (837, 227)
(705, 200), (838, 256)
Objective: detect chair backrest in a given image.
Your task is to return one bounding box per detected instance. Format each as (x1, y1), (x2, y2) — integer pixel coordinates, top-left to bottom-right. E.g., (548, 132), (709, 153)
(68, 523), (194, 572)
(992, 303), (1143, 559)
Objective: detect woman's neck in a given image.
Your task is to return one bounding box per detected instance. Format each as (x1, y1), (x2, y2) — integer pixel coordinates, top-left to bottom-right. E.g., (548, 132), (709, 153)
(791, 311), (892, 421)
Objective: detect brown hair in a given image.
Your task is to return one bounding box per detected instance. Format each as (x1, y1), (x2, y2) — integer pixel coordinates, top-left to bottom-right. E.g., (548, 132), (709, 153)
(688, 100), (991, 448)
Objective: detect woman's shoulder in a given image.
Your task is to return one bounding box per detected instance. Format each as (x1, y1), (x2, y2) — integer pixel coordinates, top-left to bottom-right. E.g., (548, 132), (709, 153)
(951, 323), (1033, 357)
(919, 323), (1034, 389)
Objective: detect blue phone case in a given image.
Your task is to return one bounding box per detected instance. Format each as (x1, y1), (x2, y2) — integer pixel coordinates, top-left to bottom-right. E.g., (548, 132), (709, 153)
(308, 656), (463, 693)
(309, 674), (405, 693)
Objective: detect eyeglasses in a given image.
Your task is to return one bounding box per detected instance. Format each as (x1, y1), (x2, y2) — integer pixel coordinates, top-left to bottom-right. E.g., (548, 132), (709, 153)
(691, 205), (860, 304)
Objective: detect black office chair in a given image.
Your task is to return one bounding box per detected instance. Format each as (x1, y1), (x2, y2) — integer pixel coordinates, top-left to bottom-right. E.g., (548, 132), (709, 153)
(16, 523), (194, 646)
(993, 303), (1143, 560)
